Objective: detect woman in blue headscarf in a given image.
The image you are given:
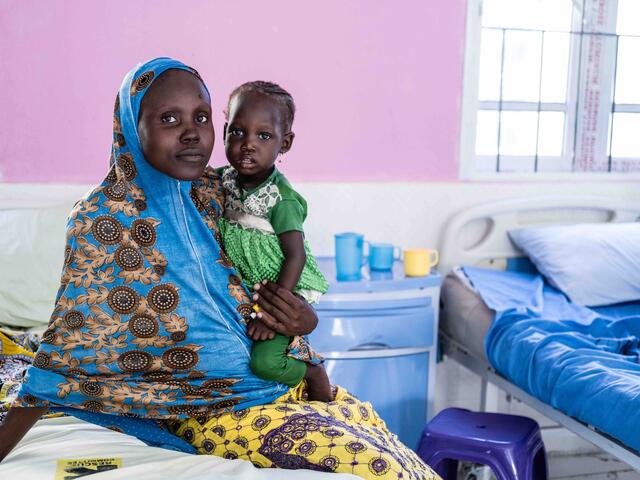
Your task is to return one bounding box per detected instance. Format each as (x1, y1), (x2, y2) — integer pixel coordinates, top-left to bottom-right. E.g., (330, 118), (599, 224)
(0, 58), (439, 479)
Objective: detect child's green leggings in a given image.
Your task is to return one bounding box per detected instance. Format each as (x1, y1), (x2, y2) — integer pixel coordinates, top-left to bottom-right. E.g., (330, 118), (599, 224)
(250, 334), (307, 387)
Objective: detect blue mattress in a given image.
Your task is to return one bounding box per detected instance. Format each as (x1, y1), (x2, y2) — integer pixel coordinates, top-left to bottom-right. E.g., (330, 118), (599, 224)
(462, 266), (640, 452)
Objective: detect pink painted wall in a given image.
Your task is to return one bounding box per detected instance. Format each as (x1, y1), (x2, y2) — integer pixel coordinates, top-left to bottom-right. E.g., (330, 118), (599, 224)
(0, 1), (466, 183)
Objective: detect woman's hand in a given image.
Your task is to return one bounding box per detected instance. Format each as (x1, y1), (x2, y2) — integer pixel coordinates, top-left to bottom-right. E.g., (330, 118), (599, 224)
(252, 280), (318, 337)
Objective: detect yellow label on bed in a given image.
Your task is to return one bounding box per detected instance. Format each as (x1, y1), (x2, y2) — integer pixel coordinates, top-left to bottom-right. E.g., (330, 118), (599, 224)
(55, 457), (122, 479)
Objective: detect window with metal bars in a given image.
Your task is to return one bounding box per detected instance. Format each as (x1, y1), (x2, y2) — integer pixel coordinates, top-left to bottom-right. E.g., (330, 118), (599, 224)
(460, 0), (640, 178)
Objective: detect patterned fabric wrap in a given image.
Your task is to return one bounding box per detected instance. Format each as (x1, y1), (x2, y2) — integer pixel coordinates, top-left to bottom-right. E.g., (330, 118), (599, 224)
(12, 58), (288, 428)
(168, 382), (440, 479)
(0, 329), (39, 424)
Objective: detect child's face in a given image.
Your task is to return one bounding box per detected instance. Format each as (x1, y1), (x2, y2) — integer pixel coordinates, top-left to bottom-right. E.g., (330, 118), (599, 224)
(224, 92), (293, 179)
(138, 69), (214, 181)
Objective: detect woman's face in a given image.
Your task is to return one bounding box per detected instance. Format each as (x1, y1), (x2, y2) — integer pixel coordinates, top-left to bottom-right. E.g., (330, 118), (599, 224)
(138, 69), (214, 181)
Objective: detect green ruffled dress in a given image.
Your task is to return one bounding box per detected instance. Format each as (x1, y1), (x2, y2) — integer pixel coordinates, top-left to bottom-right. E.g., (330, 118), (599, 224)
(218, 166), (328, 303)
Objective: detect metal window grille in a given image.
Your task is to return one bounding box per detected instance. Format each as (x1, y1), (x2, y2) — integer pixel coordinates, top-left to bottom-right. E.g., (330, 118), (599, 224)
(473, 0), (640, 174)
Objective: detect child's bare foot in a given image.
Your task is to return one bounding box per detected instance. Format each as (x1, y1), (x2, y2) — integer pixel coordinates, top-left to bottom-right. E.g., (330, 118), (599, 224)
(305, 364), (333, 402)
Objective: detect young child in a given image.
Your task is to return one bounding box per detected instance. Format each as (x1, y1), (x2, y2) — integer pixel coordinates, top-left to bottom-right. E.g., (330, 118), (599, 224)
(218, 81), (332, 401)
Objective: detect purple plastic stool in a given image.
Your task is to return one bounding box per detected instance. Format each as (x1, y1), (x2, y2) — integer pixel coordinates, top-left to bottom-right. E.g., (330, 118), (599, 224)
(416, 408), (548, 480)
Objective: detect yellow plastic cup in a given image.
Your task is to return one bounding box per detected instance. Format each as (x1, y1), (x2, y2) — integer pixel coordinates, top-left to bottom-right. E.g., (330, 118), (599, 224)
(403, 248), (439, 277)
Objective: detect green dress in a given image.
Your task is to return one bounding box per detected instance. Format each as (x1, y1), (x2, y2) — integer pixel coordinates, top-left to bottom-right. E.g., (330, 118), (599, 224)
(218, 166), (328, 303)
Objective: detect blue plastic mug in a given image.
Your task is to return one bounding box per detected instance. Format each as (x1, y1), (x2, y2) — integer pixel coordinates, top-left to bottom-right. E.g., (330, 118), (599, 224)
(335, 232), (369, 281)
(369, 243), (402, 271)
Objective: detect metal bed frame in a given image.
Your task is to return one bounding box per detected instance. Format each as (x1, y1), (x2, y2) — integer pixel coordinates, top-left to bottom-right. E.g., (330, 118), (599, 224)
(438, 196), (640, 471)
(440, 332), (640, 471)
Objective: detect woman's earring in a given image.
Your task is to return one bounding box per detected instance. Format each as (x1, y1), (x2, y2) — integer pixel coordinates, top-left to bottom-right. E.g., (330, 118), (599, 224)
(278, 152), (283, 163)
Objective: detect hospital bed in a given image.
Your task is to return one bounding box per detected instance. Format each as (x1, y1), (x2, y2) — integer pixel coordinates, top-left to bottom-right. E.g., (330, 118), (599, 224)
(437, 196), (640, 471)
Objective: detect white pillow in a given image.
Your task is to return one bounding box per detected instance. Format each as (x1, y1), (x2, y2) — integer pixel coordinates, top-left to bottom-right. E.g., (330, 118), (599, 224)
(0, 206), (69, 327)
(508, 222), (640, 307)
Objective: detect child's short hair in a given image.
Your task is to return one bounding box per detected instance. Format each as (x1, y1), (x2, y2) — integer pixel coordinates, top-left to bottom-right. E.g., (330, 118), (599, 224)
(228, 81), (295, 132)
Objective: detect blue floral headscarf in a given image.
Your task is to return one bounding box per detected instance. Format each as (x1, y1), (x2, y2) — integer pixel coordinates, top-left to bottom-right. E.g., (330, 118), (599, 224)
(14, 58), (287, 451)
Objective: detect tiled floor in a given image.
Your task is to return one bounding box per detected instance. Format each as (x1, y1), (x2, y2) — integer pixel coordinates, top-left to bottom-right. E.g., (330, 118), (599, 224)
(547, 451), (640, 479)
(436, 358), (640, 479)
(455, 451), (640, 479)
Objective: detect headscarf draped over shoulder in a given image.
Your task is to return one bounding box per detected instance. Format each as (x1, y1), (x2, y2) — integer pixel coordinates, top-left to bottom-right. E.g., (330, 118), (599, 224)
(14, 59), (287, 446)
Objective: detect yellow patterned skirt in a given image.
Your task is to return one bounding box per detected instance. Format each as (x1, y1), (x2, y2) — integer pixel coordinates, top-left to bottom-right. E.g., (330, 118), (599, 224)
(167, 383), (440, 479)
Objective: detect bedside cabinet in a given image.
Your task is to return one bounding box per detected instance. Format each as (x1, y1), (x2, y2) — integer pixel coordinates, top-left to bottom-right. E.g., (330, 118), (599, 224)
(310, 257), (441, 449)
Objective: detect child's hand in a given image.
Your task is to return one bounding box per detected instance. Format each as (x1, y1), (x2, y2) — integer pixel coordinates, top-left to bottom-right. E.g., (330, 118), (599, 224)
(247, 318), (276, 341)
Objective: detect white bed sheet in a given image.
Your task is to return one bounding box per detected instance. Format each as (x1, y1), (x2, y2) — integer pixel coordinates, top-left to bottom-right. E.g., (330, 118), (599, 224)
(0, 416), (359, 480)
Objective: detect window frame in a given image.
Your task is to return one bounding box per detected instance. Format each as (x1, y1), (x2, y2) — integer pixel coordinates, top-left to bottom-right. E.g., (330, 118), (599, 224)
(459, 0), (640, 180)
